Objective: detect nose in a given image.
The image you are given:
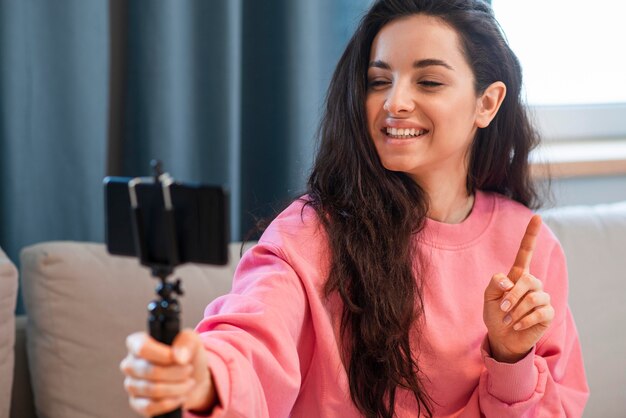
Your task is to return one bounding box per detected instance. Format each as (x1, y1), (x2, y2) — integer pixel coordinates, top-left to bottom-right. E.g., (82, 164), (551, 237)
(383, 83), (415, 115)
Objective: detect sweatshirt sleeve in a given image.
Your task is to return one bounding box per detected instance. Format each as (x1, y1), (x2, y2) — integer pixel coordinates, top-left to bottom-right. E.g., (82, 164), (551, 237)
(185, 242), (314, 418)
(478, 241), (589, 417)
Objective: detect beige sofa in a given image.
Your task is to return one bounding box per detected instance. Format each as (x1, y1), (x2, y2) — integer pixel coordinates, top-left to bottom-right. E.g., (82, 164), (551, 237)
(8, 243), (243, 418)
(1, 248), (18, 418)
(4, 200), (626, 418)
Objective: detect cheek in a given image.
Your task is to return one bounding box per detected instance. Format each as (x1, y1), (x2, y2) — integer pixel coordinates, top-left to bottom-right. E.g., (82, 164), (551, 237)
(436, 98), (478, 131)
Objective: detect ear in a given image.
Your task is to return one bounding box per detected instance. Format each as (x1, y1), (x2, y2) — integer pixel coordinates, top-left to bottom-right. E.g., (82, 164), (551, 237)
(475, 81), (506, 128)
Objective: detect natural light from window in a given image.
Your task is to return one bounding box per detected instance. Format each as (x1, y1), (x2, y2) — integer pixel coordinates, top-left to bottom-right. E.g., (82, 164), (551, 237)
(492, 0), (626, 106)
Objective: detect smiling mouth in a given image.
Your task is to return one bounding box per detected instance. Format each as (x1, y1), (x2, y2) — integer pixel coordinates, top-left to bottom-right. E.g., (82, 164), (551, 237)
(383, 127), (429, 139)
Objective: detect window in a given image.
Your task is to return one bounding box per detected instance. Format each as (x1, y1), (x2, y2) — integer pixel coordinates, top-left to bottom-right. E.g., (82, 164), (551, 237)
(492, 1), (626, 141)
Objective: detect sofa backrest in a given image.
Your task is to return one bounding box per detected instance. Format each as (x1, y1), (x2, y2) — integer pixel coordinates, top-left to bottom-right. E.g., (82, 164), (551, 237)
(542, 201), (626, 418)
(19, 241), (247, 418)
(0, 247), (18, 418)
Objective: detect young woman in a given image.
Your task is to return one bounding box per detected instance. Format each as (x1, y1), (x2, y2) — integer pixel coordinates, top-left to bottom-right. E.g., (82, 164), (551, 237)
(120, 1), (589, 416)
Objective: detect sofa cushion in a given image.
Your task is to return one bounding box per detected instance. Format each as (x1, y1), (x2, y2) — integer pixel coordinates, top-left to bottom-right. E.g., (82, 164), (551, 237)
(0, 247), (18, 418)
(20, 241), (243, 418)
(542, 201), (626, 418)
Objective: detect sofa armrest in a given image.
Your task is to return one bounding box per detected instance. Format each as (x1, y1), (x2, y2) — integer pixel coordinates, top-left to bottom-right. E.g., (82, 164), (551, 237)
(0, 247), (18, 418)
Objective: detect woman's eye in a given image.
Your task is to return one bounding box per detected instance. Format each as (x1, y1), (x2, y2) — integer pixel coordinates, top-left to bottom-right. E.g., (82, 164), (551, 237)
(419, 80), (444, 88)
(368, 79), (390, 89)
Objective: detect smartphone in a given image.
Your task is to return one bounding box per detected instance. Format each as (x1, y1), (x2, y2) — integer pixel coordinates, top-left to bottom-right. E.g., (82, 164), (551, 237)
(104, 176), (229, 266)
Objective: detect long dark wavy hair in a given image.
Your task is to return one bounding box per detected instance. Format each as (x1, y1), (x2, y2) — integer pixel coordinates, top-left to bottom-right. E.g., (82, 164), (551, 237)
(306, 0), (541, 417)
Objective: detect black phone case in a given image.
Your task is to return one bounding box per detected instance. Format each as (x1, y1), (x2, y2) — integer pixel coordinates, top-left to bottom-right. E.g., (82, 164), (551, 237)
(104, 177), (229, 266)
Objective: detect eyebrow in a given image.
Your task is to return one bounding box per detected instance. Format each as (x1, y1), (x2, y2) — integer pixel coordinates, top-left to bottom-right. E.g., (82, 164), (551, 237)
(368, 59), (454, 71)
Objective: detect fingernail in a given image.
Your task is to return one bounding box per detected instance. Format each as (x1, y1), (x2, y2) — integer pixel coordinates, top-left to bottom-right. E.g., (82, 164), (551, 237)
(500, 299), (511, 312)
(503, 314), (512, 325)
(499, 279), (513, 290)
(174, 347), (190, 363)
(513, 323), (522, 331)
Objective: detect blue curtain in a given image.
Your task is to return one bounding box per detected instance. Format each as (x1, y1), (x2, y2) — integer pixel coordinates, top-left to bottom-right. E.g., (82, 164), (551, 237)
(0, 2), (109, 280)
(109, 0), (371, 239)
(0, 0), (371, 313)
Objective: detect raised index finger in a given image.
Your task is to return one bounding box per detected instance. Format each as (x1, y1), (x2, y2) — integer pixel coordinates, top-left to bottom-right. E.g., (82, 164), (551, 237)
(508, 214), (542, 281)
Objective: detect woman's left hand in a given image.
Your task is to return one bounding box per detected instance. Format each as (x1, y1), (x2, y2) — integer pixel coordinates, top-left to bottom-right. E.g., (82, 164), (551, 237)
(483, 215), (555, 363)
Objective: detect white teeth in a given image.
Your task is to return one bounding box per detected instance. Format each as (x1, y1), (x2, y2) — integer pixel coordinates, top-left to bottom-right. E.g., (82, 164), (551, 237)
(385, 127), (426, 138)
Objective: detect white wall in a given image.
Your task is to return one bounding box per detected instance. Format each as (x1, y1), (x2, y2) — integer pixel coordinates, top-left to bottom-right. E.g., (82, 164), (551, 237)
(543, 176), (626, 208)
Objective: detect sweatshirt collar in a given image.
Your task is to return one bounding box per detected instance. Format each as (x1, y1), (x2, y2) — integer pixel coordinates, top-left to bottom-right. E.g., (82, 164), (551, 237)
(420, 190), (495, 249)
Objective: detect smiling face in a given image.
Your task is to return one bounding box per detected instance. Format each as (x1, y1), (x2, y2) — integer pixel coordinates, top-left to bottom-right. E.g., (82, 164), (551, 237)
(366, 14), (484, 186)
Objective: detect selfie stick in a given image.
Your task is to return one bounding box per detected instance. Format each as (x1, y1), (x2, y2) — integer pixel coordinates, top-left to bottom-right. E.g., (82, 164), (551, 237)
(128, 161), (183, 418)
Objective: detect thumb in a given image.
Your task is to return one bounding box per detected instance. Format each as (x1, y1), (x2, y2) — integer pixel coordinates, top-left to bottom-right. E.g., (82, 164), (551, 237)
(172, 329), (203, 365)
(484, 273), (514, 302)
(172, 329), (216, 411)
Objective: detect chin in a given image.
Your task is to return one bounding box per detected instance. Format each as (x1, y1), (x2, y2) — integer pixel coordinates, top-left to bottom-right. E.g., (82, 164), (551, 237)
(379, 157), (418, 173)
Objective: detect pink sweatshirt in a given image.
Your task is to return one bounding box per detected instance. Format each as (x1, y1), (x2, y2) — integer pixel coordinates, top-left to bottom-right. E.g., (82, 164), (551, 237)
(190, 190), (589, 417)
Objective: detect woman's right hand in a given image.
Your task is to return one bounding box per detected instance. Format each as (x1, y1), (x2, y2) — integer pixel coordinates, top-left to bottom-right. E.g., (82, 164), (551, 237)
(120, 329), (217, 417)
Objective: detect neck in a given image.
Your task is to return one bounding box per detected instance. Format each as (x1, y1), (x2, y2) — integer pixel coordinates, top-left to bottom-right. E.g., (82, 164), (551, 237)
(408, 153), (476, 223)
(418, 174), (475, 224)
(429, 190), (474, 224)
